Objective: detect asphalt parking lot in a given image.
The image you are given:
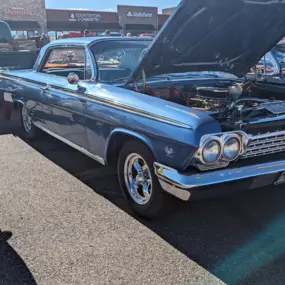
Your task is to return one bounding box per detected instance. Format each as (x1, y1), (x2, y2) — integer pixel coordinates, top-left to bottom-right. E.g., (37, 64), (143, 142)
(1, 111), (285, 285)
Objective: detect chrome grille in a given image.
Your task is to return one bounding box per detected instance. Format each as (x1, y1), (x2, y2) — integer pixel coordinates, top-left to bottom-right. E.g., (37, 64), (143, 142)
(242, 131), (285, 159)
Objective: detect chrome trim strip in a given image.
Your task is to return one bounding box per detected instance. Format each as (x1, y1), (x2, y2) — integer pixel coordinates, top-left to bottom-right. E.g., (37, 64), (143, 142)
(251, 130), (285, 140)
(0, 74), (192, 129)
(243, 146), (285, 158)
(154, 160), (285, 201)
(33, 122), (105, 165)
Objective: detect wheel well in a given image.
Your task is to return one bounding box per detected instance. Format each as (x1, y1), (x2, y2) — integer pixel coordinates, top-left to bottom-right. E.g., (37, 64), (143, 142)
(106, 133), (153, 167)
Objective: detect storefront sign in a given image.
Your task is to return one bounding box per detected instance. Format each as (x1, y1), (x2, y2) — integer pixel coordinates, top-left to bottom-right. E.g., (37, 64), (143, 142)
(118, 5), (158, 27)
(69, 12), (101, 22)
(126, 11), (153, 18)
(4, 8), (33, 17)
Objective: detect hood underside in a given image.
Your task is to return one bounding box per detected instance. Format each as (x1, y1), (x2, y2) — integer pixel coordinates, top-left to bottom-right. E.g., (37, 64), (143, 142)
(131, 0), (285, 81)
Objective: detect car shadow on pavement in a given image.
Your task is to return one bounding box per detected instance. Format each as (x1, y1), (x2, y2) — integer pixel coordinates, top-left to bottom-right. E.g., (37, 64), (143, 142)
(25, 133), (285, 285)
(141, 189), (285, 285)
(0, 230), (37, 285)
(2, 115), (285, 285)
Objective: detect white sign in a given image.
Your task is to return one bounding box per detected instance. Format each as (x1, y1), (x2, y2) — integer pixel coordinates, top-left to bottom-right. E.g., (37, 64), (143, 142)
(69, 13), (101, 22)
(126, 11), (153, 18)
(4, 93), (13, 103)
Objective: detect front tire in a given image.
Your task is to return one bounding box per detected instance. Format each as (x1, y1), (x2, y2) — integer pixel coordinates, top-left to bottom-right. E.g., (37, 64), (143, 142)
(20, 104), (37, 140)
(117, 140), (170, 219)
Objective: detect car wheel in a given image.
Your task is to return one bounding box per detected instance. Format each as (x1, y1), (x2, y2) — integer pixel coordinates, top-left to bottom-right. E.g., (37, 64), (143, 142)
(20, 104), (37, 140)
(118, 140), (170, 219)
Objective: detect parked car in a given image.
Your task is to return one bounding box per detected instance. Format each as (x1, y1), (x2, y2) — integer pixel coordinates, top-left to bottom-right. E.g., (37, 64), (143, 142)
(58, 32), (97, 39)
(247, 51), (279, 76)
(99, 32), (123, 37)
(0, 20), (13, 51)
(2, 0), (285, 218)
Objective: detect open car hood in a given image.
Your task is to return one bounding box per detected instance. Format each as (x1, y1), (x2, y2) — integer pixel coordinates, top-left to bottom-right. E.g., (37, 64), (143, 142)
(130, 0), (285, 81)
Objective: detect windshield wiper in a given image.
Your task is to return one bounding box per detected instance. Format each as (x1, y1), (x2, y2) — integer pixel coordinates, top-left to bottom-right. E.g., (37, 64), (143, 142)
(112, 77), (130, 83)
(169, 72), (220, 78)
(111, 72), (225, 84)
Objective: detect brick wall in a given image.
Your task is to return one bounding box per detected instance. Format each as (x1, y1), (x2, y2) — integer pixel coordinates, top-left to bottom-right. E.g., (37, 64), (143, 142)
(161, 7), (176, 15)
(0, 0), (47, 32)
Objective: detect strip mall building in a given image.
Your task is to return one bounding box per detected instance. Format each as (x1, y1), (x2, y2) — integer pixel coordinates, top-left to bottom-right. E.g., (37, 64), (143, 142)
(0, 1), (171, 39)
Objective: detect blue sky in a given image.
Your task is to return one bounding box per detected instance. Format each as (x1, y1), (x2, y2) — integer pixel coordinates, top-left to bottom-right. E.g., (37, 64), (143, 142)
(45, 0), (180, 12)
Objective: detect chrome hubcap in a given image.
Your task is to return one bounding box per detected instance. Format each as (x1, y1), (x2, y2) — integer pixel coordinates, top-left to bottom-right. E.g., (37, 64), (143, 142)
(124, 153), (152, 205)
(22, 106), (32, 133)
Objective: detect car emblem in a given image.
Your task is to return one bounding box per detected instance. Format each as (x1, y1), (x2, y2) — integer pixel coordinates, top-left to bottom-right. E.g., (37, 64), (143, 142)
(164, 146), (174, 156)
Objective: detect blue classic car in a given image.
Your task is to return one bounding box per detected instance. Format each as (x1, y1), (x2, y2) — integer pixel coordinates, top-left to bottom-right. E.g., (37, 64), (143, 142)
(2, 0), (285, 218)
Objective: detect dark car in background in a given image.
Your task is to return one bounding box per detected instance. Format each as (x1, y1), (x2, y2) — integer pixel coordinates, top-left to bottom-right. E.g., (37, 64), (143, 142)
(0, 21), (39, 71)
(0, 20), (12, 51)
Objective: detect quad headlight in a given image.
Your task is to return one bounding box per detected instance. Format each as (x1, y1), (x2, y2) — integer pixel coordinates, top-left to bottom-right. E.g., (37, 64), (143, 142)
(197, 133), (245, 169)
(223, 136), (241, 161)
(202, 138), (222, 164)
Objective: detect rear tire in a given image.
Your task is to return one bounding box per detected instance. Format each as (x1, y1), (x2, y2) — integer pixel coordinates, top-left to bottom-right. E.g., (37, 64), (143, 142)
(117, 140), (170, 219)
(20, 104), (37, 140)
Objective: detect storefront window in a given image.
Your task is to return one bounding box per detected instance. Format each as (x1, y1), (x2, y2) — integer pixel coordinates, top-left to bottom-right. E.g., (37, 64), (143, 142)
(48, 31), (56, 41)
(11, 30), (36, 40)
(27, 31), (36, 38)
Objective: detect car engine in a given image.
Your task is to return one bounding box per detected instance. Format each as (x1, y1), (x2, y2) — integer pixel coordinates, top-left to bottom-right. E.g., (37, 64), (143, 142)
(144, 80), (285, 133)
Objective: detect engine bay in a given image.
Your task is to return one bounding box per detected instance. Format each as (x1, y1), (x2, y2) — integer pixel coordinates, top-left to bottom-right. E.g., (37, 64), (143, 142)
(139, 79), (285, 133)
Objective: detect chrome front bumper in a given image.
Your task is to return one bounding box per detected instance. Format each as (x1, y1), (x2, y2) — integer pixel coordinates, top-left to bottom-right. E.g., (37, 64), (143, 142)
(154, 160), (285, 201)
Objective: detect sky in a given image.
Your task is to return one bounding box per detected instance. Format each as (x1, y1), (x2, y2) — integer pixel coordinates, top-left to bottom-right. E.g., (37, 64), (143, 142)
(45, 0), (180, 12)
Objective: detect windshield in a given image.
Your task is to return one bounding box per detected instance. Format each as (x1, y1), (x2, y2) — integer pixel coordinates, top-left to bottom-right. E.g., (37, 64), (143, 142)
(90, 40), (238, 83)
(0, 21), (12, 44)
(90, 40), (151, 82)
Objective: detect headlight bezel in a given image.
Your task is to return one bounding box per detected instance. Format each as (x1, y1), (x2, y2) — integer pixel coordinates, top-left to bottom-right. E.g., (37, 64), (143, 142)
(193, 131), (250, 171)
(222, 134), (242, 162)
(200, 137), (222, 165)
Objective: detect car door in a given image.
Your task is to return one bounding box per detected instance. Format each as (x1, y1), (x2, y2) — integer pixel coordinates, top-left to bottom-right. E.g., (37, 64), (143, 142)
(36, 46), (91, 149)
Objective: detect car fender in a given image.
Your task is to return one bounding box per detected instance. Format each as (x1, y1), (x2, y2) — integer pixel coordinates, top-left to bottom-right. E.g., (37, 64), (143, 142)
(105, 128), (157, 164)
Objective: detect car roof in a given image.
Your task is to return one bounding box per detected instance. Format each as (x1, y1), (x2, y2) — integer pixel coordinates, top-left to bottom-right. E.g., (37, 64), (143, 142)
(50, 37), (153, 47)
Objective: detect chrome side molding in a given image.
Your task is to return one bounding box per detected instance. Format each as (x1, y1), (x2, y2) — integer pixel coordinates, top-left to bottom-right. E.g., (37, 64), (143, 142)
(33, 122), (105, 165)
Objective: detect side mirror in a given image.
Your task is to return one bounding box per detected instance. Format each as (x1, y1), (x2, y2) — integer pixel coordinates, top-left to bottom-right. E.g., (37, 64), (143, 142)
(67, 72), (79, 85)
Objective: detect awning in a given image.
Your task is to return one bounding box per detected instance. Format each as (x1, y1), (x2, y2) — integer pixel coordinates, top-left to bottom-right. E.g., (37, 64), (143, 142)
(5, 21), (40, 30)
(124, 24), (156, 31)
(47, 21), (121, 30)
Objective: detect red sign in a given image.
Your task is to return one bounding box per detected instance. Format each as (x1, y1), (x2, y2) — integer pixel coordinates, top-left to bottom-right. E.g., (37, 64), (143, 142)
(4, 8), (33, 17)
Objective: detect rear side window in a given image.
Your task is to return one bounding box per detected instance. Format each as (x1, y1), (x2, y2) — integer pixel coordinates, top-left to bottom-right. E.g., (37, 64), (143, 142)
(0, 22), (12, 44)
(39, 47), (91, 81)
(44, 48), (85, 68)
